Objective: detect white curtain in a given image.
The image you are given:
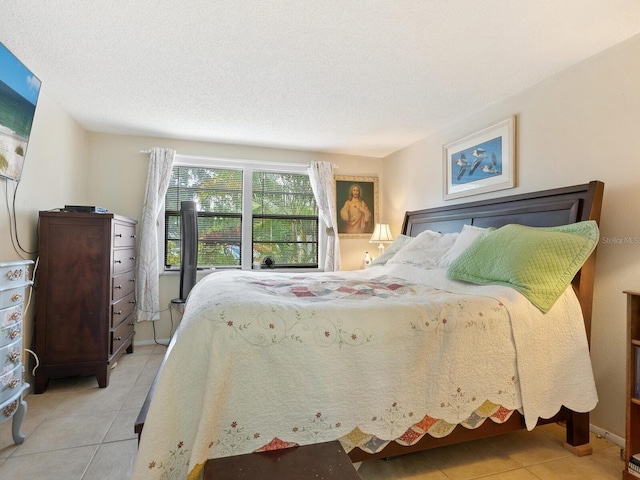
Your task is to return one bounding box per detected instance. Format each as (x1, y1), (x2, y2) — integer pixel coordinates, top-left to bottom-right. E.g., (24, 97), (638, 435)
(135, 148), (176, 321)
(308, 161), (341, 271)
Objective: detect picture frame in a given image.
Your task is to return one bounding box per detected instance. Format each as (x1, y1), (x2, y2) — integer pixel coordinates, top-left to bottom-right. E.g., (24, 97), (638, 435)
(443, 116), (515, 200)
(335, 175), (379, 238)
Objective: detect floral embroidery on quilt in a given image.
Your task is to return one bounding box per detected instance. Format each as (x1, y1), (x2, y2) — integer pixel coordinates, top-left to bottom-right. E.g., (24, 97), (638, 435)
(212, 422), (260, 457)
(469, 302), (508, 330)
(147, 441), (189, 479)
(212, 309), (372, 348)
(410, 297), (507, 334)
(292, 412), (340, 443)
(495, 375), (520, 405)
(372, 402), (414, 437)
(439, 386), (479, 421)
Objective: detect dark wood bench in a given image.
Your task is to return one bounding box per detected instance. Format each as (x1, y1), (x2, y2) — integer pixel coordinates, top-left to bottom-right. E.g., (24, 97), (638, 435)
(203, 441), (361, 479)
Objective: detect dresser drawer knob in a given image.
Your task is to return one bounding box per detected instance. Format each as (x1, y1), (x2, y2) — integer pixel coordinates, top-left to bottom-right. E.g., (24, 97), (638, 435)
(129, 300), (136, 304)
(9, 329), (20, 339)
(114, 260), (122, 264)
(129, 278), (136, 283)
(131, 234), (136, 239)
(115, 233), (123, 238)
(115, 336), (122, 341)
(2, 401), (18, 418)
(9, 352), (20, 362)
(114, 310), (122, 315)
(6, 269), (23, 281)
(129, 256), (136, 261)
(9, 311), (21, 321)
(115, 285), (122, 290)
(8, 378), (19, 389)
(11, 293), (22, 302)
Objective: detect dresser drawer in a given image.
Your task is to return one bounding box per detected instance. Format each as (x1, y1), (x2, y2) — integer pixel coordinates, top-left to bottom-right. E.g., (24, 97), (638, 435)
(0, 363), (22, 404)
(111, 318), (134, 353)
(114, 222), (136, 248)
(0, 320), (21, 350)
(0, 304), (21, 328)
(112, 271), (135, 301)
(113, 248), (136, 275)
(111, 291), (136, 328)
(0, 338), (21, 372)
(0, 286), (27, 310)
(0, 261), (30, 289)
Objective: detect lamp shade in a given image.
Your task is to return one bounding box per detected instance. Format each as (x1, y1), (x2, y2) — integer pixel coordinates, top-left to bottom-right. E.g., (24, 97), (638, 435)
(370, 223), (393, 243)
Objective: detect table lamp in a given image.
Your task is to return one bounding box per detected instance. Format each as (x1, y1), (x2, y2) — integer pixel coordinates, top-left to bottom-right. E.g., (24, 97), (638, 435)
(369, 223), (393, 255)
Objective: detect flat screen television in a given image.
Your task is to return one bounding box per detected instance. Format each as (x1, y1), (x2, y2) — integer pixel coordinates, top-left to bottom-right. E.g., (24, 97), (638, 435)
(0, 41), (41, 182)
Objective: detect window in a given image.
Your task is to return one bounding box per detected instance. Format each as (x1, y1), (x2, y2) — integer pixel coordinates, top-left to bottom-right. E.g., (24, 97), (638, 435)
(165, 166), (243, 268)
(252, 171), (318, 268)
(164, 159), (319, 270)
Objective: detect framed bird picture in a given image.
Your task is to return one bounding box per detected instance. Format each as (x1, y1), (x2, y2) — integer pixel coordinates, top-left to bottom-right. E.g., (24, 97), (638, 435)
(443, 116), (515, 200)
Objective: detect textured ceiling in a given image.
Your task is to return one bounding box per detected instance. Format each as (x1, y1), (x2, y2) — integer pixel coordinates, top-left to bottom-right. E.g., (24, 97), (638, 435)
(1, 1), (640, 158)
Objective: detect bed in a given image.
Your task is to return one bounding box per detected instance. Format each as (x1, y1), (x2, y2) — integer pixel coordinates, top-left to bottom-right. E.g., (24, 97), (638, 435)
(132, 180), (604, 480)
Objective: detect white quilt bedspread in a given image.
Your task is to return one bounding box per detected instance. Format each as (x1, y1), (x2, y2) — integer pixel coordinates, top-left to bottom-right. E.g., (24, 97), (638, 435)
(131, 264), (597, 480)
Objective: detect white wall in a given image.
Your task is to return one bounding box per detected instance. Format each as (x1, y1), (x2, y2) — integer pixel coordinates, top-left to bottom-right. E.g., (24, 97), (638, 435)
(0, 89), (88, 382)
(85, 133), (382, 344)
(382, 32), (640, 439)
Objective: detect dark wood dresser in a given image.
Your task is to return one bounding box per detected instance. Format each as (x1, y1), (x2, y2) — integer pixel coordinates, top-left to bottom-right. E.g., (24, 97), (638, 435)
(34, 211), (137, 393)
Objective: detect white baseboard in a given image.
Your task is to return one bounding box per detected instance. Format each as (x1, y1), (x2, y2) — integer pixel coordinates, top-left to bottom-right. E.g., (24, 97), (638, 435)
(590, 424), (624, 447)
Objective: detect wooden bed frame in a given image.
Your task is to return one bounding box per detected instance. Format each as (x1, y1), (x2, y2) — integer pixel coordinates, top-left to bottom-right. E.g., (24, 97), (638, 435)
(348, 179), (605, 462)
(136, 180), (604, 464)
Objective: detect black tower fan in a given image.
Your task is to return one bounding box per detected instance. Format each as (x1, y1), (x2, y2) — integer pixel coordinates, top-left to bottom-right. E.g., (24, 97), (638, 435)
(177, 200), (198, 303)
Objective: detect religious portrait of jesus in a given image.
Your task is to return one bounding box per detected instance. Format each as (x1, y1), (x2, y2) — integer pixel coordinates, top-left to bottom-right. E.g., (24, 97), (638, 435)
(335, 176), (378, 237)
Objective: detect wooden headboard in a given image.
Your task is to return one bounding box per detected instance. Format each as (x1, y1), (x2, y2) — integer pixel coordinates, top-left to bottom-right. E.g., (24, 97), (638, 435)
(401, 180), (604, 342)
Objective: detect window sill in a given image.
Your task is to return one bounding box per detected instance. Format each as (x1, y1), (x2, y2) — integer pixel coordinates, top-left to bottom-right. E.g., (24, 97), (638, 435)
(162, 267), (323, 276)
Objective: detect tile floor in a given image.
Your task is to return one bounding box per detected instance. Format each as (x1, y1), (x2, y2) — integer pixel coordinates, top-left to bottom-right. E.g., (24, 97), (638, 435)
(0, 343), (627, 479)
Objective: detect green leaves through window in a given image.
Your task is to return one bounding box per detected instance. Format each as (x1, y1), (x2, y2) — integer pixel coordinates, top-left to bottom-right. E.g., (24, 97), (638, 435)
(165, 165), (318, 269)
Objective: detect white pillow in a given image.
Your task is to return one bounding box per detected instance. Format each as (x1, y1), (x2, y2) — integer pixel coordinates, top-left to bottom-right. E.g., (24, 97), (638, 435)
(370, 234), (413, 266)
(438, 224), (491, 268)
(387, 230), (458, 269)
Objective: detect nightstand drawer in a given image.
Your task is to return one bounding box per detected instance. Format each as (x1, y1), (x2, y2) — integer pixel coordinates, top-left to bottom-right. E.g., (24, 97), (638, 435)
(0, 262), (29, 289)
(112, 271), (135, 301)
(0, 319), (21, 349)
(0, 286), (26, 310)
(0, 363), (22, 404)
(114, 223), (136, 248)
(0, 304), (21, 328)
(113, 249), (136, 275)
(0, 338), (21, 372)
(111, 292), (136, 328)
(111, 318), (134, 353)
